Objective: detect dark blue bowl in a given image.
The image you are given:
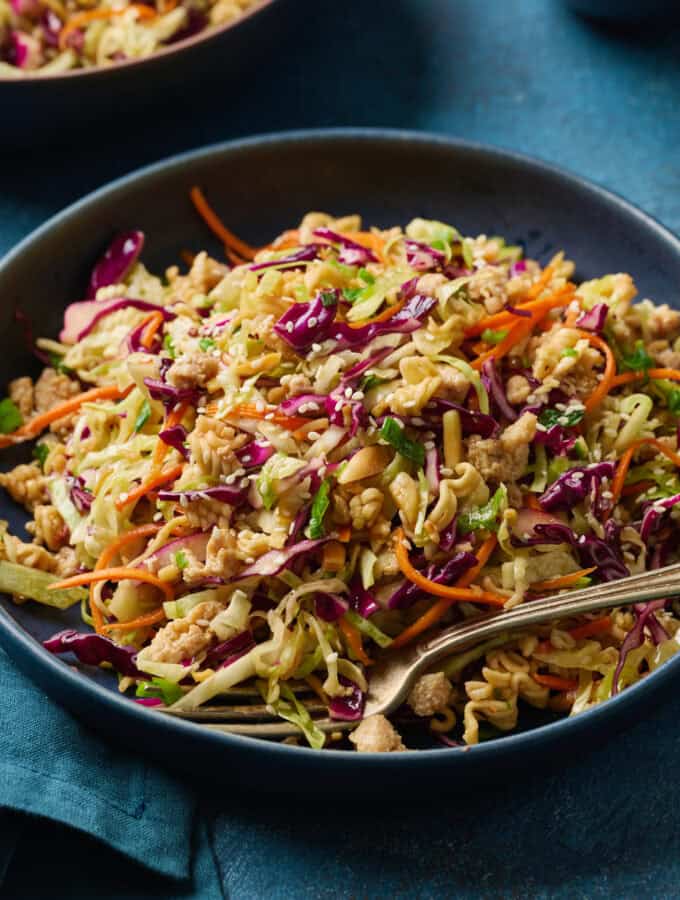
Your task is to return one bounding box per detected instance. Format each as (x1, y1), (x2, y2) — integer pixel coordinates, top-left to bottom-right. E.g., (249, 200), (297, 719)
(0, 0), (282, 146)
(1, 130), (679, 790)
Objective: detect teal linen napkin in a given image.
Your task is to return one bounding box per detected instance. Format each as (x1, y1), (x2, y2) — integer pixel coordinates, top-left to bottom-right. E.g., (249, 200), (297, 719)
(0, 647), (207, 889)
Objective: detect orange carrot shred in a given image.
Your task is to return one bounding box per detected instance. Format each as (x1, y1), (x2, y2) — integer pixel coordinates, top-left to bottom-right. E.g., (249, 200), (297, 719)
(90, 524), (162, 633)
(390, 533), (503, 650)
(49, 566), (174, 602)
(115, 463), (183, 510)
(338, 616), (373, 667)
(189, 187), (258, 260)
(225, 403), (310, 432)
(530, 567), (597, 592)
(568, 616), (611, 642)
(100, 608), (166, 634)
(533, 673), (578, 692)
(141, 311), (164, 350)
(580, 331), (616, 414)
(0, 384), (133, 448)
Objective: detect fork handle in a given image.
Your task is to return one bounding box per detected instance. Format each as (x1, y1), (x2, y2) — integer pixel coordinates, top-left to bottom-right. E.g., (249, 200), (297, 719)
(416, 561), (680, 670)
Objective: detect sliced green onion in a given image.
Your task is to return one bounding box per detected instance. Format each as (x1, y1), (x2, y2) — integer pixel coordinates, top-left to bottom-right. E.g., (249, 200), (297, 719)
(380, 417), (425, 466)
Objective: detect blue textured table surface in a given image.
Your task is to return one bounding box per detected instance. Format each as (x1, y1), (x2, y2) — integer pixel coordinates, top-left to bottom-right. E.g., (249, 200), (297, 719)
(1, 1), (680, 897)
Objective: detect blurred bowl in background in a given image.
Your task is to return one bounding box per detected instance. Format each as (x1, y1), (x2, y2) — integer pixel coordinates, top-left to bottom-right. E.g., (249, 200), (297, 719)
(564, 0), (679, 22)
(0, 0), (283, 148)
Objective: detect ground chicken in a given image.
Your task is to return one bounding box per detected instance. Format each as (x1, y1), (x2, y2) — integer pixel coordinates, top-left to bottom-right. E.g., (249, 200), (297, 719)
(407, 672), (453, 717)
(145, 600), (224, 663)
(25, 504), (68, 551)
(647, 304), (680, 340)
(466, 266), (508, 314)
(436, 365), (470, 403)
(649, 341), (680, 371)
(349, 488), (384, 531)
(9, 377), (34, 419)
(349, 715), (406, 753)
(187, 415), (248, 478)
(505, 374), (531, 405)
(53, 546), (79, 578)
(466, 413), (537, 484)
(166, 353), (219, 390)
(0, 463), (48, 511)
(33, 368), (81, 433)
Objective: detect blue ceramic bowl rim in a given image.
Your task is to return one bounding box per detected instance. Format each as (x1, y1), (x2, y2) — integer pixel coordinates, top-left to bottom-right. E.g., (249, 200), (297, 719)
(1, 126), (680, 768)
(0, 0), (276, 84)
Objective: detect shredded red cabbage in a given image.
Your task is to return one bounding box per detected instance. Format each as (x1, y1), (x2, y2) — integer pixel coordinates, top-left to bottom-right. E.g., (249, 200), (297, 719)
(158, 484), (248, 506)
(539, 461), (616, 513)
(159, 425), (189, 460)
(67, 476), (93, 513)
(348, 580), (380, 618)
(425, 445), (441, 495)
(312, 228), (378, 265)
(505, 303), (532, 318)
(143, 377), (200, 407)
(315, 593), (349, 622)
(249, 244), (322, 272)
(481, 358), (517, 421)
(274, 291), (436, 354)
(529, 522), (629, 582)
(234, 440), (275, 468)
(61, 297), (175, 344)
(404, 239), (446, 271)
(612, 599), (668, 695)
(386, 551), (477, 609)
(236, 538), (329, 579)
(86, 231), (145, 299)
(44, 629), (140, 677)
(639, 492), (680, 543)
(575, 303), (609, 333)
(423, 398), (499, 438)
(203, 630), (255, 669)
(328, 676), (366, 721)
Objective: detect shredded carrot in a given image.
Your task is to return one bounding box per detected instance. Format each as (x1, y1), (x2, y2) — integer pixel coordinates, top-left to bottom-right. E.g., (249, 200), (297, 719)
(0, 384), (133, 448)
(59, 5), (155, 50)
(568, 615), (611, 642)
(338, 231), (385, 263)
(115, 463), (183, 510)
(225, 403), (310, 431)
(49, 566), (174, 602)
(390, 533), (503, 650)
(141, 311), (165, 350)
(470, 315), (535, 371)
(90, 524), (162, 633)
(537, 615), (612, 653)
(346, 298), (405, 328)
(266, 229), (301, 251)
(611, 367), (680, 389)
(189, 187), (258, 260)
(533, 673), (578, 692)
(621, 480), (655, 498)
(610, 445), (636, 507)
(226, 248), (248, 267)
(580, 331), (616, 414)
(100, 608), (166, 634)
(338, 616), (373, 667)
(526, 494), (543, 511)
(526, 264), (557, 299)
(464, 283), (573, 338)
(530, 567), (596, 592)
(180, 250), (196, 268)
(336, 526), (351, 543)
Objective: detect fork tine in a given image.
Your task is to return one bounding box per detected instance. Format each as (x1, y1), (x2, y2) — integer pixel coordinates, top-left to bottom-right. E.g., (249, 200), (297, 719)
(161, 699), (327, 722)
(199, 719), (356, 739)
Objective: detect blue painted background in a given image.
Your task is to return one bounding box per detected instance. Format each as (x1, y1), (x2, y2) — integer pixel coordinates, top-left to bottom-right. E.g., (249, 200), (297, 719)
(1, 0), (680, 896)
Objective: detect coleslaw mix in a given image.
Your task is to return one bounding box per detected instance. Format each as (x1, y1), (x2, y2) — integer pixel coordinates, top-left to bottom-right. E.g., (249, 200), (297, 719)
(0, 0), (259, 75)
(1, 201), (680, 752)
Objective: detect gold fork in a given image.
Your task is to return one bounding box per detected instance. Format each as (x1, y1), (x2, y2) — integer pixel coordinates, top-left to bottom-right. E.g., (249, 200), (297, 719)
(161, 561), (680, 741)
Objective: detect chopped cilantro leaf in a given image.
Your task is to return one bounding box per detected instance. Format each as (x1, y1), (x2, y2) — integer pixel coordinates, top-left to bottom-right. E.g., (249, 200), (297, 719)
(0, 398), (23, 434)
(134, 399), (151, 433)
